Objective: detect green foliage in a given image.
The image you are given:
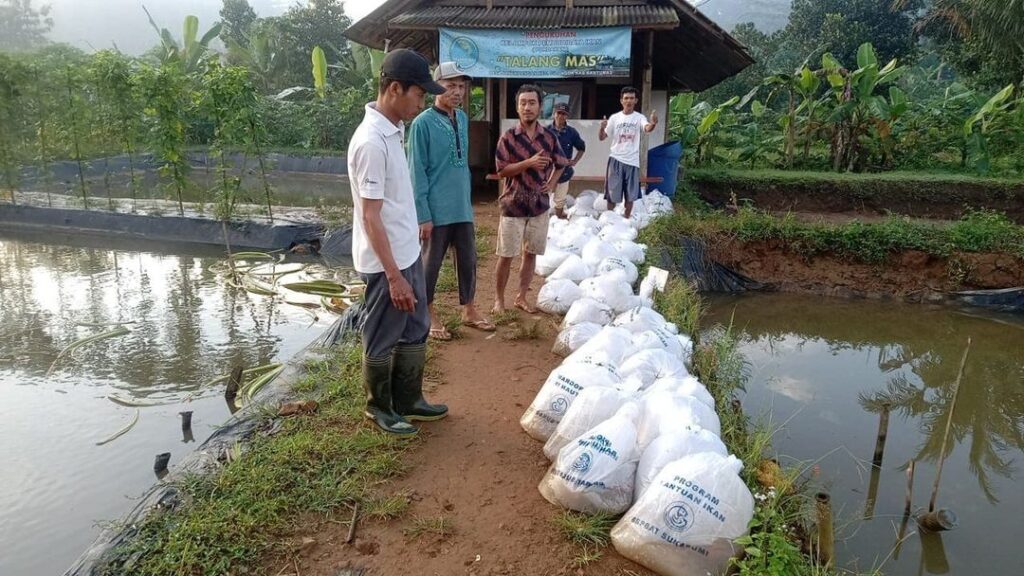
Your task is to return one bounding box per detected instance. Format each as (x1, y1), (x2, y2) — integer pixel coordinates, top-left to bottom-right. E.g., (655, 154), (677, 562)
(88, 50), (142, 206)
(650, 203), (1024, 263)
(552, 511), (616, 547)
(0, 52), (30, 202)
(137, 62), (191, 215)
(786, 0), (921, 66)
(674, 40), (1023, 176)
(0, 0), (53, 52)
(97, 342), (414, 576)
(142, 8), (222, 73)
(219, 0), (258, 49)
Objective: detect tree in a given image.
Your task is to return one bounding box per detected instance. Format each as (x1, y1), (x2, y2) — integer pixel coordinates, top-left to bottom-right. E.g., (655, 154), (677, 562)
(269, 0), (353, 88)
(220, 0), (258, 48)
(0, 0), (53, 52)
(143, 6), (223, 73)
(786, 0), (921, 67)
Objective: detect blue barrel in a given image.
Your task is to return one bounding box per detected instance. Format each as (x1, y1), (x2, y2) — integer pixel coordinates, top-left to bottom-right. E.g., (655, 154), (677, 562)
(646, 141), (683, 198)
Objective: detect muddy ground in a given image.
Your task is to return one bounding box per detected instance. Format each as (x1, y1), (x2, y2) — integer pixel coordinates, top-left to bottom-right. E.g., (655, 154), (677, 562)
(708, 237), (1024, 301)
(265, 202), (656, 576)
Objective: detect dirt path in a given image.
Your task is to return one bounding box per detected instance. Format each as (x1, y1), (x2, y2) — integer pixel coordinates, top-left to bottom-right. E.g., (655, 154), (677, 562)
(284, 202), (654, 576)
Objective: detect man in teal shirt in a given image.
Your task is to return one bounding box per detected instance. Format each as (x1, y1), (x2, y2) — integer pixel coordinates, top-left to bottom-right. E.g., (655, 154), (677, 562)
(408, 62), (495, 340)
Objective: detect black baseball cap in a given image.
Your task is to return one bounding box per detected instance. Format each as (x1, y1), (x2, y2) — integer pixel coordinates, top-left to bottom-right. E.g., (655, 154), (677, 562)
(381, 49), (446, 95)
(554, 102), (570, 114)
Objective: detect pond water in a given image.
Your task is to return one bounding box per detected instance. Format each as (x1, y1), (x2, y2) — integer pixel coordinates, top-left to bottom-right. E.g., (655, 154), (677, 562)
(0, 232), (346, 576)
(706, 293), (1024, 575)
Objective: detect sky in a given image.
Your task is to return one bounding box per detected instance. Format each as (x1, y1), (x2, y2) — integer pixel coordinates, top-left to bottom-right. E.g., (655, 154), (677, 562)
(45, 0), (384, 54)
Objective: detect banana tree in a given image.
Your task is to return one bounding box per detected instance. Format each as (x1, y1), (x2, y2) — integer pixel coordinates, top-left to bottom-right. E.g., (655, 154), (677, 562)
(821, 42), (905, 171)
(668, 92), (739, 166)
(963, 84), (1016, 175)
(764, 64), (823, 167)
(226, 22), (281, 93)
(143, 7), (222, 73)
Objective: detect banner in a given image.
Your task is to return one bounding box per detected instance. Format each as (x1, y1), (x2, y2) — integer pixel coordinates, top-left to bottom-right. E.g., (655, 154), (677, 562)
(439, 27), (632, 79)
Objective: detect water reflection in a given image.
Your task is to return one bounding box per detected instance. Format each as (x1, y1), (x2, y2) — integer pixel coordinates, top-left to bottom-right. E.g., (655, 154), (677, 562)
(705, 293), (1024, 575)
(0, 233), (340, 576)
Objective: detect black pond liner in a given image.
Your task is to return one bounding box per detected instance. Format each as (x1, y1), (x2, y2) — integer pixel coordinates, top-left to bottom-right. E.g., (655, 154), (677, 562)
(63, 304), (365, 576)
(950, 287), (1024, 314)
(0, 204), (327, 252)
(657, 236), (765, 292)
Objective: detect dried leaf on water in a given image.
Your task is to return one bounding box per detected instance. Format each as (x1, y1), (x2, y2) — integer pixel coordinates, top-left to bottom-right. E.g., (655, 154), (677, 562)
(237, 364), (286, 407)
(96, 409), (140, 446)
(321, 296), (351, 314)
(47, 326), (130, 376)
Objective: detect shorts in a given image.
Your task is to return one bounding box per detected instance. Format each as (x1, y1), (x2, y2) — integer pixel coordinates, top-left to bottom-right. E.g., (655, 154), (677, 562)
(553, 181), (570, 211)
(496, 213), (549, 258)
(606, 157), (641, 204)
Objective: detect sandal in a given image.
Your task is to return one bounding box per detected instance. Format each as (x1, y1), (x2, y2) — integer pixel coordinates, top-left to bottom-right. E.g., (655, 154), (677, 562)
(514, 301), (539, 314)
(463, 318), (496, 332)
(429, 327), (452, 341)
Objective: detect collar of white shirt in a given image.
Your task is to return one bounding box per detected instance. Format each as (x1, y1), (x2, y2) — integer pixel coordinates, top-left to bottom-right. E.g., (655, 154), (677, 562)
(364, 102), (403, 137)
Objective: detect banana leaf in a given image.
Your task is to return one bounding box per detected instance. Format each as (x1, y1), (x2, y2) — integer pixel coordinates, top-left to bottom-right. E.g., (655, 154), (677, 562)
(96, 409), (140, 446)
(47, 326), (130, 376)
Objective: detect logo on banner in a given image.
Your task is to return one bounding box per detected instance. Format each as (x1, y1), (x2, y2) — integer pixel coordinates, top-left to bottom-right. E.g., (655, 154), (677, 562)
(450, 36), (479, 70)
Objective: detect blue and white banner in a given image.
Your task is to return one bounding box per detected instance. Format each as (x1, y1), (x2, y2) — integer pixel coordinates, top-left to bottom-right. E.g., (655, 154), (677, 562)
(439, 27), (632, 79)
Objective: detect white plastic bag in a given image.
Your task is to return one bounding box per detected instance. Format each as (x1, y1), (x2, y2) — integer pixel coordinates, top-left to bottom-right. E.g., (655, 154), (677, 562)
(521, 361), (621, 441)
(598, 211), (627, 227)
(593, 196), (609, 212)
(536, 247), (570, 277)
(580, 276), (637, 314)
(595, 256), (638, 285)
(644, 375), (715, 410)
(581, 237), (619, 268)
(563, 298), (615, 328)
(613, 306), (672, 334)
(612, 240), (647, 264)
(538, 402), (641, 514)
(634, 429), (728, 500)
(618, 348), (688, 387)
(543, 386), (633, 460)
(632, 327), (689, 362)
(537, 278), (583, 315)
(599, 223), (638, 242)
(565, 326), (635, 368)
(636, 391), (722, 450)
(552, 322), (602, 357)
(548, 254), (593, 284)
(557, 227), (593, 255)
(611, 453), (754, 576)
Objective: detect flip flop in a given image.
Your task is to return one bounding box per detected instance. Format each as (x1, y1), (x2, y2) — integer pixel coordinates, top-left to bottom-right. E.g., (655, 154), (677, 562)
(514, 301), (539, 314)
(463, 319), (496, 332)
(429, 327), (452, 341)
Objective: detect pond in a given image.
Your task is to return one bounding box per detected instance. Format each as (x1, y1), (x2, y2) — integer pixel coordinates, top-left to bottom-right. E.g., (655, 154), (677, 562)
(706, 293), (1024, 575)
(0, 231), (349, 576)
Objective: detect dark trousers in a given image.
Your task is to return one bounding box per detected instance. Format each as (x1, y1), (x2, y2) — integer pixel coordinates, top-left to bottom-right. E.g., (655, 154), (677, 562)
(421, 222), (478, 306)
(359, 257), (430, 359)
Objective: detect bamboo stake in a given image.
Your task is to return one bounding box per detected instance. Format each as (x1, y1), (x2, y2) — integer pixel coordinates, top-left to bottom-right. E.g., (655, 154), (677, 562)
(929, 337), (971, 513)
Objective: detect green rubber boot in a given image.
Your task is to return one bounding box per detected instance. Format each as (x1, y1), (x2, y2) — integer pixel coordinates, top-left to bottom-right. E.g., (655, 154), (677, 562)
(392, 343), (448, 421)
(362, 354), (418, 436)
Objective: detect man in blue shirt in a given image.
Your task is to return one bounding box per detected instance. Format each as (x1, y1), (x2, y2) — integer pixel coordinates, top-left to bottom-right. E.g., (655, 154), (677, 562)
(548, 102), (586, 219)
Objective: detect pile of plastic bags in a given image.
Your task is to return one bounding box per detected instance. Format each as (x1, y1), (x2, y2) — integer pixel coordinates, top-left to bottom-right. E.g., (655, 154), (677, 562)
(524, 190), (754, 576)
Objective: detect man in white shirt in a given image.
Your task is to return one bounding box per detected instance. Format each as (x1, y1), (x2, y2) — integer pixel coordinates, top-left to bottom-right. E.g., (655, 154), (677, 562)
(598, 86), (658, 218)
(348, 49), (448, 436)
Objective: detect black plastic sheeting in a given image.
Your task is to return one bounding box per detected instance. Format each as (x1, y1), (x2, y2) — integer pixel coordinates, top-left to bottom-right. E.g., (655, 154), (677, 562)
(951, 287), (1024, 314)
(63, 304), (364, 576)
(658, 236), (765, 292)
(0, 204), (323, 251)
(20, 152), (347, 183)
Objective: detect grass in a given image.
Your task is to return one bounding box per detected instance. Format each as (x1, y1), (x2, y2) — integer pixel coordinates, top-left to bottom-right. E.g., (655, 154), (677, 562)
(689, 167), (1024, 186)
(639, 205), (1024, 264)
(652, 278), (705, 339)
(552, 510), (616, 547)
(503, 319), (544, 341)
(97, 340), (415, 576)
(404, 515), (455, 539)
(435, 256), (458, 293)
(491, 309), (519, 326)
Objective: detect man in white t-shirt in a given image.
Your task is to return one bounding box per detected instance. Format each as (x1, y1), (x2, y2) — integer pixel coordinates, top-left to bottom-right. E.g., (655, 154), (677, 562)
(348, 49), (448, 436)
(598, 86), (658, 218)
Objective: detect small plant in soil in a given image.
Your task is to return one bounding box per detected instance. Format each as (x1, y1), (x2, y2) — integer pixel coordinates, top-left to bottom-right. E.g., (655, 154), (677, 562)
(552, 510), (616, 547)
(491, 309), (519, 326)
(363, 494), (411, 521)
(138, 61), (191, 216)
(404, 515), (454, 539)
(503, 320), (543, 341)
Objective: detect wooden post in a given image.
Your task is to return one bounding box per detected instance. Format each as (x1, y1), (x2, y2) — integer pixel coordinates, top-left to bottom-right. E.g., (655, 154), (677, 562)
(929, 338), (971, 513)
(639, 30), (654, 182)
(864, 402), (891, 519)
